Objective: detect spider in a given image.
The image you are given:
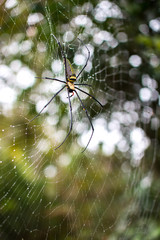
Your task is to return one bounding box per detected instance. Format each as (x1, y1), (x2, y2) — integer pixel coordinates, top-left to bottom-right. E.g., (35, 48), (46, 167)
(30, 34), (103, 152)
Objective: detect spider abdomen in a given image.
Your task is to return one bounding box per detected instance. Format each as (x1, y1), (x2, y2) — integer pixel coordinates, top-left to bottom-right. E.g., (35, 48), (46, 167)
(68, 74), (76, 83)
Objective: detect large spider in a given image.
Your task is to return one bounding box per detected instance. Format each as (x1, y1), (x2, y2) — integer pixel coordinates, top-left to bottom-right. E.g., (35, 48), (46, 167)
(30, 34), (103, 152)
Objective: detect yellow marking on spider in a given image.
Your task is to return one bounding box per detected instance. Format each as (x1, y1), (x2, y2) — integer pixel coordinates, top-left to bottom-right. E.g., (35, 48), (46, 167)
(66, 59), (74, 73)
(67, 81), (75, 91)
(68, 75), (76, 82)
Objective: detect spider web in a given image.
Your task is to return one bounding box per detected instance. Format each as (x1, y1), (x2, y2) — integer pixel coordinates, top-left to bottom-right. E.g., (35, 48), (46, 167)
(0, 0), (160, 239)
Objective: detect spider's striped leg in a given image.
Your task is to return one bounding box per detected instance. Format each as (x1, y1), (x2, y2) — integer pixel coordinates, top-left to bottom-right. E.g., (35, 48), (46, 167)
(75, 90), (94, 152)
(54, 88), (73, 150)
(30, 85), (66, 122)
(35, 77), (66, 84)
(75, 87), (103, 108)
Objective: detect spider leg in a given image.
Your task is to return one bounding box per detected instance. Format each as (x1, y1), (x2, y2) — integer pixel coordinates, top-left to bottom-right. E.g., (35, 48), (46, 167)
(54, 88), (73, 150)
(75, 87), (103, 108)
(52, 34), (66, 58)
(67, 92), (74, 98)
(77, 38), (90, 79)
(30, 85), (66, 122)
(75, 90), (94, 152)
(35, 77), (66, 84)
(74, 83), (92, 87)
(51, 34), (68, 81)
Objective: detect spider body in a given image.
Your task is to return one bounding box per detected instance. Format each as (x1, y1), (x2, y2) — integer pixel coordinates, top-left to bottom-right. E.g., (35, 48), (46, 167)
(31, 34), (103, 152)
(67, 81), (75, 91)
(66, 59), (76, 93)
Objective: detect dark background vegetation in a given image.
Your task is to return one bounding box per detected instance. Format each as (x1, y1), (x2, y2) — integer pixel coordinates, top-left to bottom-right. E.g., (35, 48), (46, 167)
(0, 0), (160, 239)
